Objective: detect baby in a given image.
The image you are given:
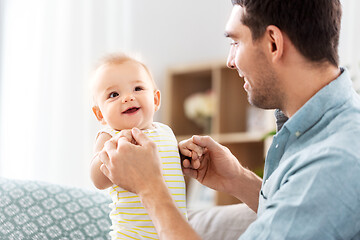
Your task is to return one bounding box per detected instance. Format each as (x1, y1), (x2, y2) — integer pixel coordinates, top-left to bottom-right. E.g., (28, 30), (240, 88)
(90, 53), (187, 240)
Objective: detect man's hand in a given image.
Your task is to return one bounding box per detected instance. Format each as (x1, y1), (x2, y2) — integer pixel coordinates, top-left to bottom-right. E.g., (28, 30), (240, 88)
(179, 136), (205, 170)
(99, 128), (164, 196)
(115, 129), (137, 144)
(99, 128), (201, 239)
(179, 135), (243, 194)
(180, 135), (263, 211)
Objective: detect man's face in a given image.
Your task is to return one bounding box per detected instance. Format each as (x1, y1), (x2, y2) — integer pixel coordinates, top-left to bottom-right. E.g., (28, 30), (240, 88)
(225, 5), (282, 109)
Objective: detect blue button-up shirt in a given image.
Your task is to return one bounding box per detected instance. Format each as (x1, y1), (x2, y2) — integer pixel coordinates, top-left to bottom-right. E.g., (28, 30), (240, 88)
(240, 69), (360, 239)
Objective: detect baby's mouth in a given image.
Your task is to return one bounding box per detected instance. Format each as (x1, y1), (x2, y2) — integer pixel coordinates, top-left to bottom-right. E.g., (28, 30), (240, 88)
(122, 107), (140, 114)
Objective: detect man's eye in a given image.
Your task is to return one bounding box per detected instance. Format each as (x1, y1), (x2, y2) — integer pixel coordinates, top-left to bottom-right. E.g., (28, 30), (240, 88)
(134, 86), (143, 91)
(109, 92), (119, 98)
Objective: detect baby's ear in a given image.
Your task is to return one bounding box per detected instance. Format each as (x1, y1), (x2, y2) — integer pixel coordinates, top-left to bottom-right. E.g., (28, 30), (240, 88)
(154, 90), (161, 111)
(92, 106), (107, 125)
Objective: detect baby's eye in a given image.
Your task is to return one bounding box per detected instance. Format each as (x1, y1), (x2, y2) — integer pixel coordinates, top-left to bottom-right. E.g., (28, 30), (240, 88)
(109, 92), (119, 98)
(134, 86), (144, 91)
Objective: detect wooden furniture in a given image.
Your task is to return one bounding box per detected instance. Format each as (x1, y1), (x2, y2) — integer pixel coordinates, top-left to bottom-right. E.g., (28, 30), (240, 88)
(163, 61), (274, 206)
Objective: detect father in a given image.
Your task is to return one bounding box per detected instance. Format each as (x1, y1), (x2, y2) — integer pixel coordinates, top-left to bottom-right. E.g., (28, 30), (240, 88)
(100, 0), (360, 239)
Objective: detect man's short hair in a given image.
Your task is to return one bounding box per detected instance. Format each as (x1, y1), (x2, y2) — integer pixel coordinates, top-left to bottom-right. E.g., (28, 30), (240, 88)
(231, 0), (342, 66)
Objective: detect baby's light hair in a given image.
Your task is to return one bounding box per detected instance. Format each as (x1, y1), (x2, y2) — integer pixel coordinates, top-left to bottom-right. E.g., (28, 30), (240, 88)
(95, 52), (157, 89)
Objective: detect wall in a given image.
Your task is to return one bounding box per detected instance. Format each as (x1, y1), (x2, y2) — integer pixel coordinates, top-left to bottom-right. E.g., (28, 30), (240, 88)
(339, 0), (360, 91)
(123, 0), (233, 120)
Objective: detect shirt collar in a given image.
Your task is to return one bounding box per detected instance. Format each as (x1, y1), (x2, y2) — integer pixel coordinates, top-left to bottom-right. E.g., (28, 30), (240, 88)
(282, 68), (352, 136)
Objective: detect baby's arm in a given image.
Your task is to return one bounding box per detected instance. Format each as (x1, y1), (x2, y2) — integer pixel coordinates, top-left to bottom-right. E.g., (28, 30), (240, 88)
(179, 136), (205, 169)
(90, 132), (113, 189)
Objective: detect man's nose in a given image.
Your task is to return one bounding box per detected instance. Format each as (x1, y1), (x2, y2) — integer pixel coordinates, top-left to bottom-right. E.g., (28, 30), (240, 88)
(226, 46), (236, 69)
(122, 94), (135, 103)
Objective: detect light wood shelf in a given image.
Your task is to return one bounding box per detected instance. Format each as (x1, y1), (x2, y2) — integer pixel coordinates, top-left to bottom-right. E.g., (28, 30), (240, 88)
(164, 61), (274, 206)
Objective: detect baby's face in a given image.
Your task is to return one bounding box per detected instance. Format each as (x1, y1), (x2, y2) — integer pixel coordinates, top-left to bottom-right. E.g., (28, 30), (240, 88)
(92, 61), (160, 131)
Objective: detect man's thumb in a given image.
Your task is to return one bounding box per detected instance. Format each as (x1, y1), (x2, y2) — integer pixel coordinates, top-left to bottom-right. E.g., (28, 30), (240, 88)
(131, 127), (149, 146)
(192, 135), (217, 149)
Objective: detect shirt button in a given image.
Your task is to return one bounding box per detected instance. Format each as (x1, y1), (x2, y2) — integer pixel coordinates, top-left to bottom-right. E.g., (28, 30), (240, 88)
(275, 144), (279, 148)
(295, 131), (301, 137)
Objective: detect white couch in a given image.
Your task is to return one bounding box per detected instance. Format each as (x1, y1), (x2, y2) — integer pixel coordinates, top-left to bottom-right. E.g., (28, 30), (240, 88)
(0, 177), (256, 239)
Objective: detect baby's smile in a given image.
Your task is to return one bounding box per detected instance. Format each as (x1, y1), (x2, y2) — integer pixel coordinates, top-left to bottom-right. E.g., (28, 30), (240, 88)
(122, 107), (140, 114)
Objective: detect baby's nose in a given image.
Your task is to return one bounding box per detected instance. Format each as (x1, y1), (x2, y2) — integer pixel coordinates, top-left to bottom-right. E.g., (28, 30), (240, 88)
(122, 94), (135, 103)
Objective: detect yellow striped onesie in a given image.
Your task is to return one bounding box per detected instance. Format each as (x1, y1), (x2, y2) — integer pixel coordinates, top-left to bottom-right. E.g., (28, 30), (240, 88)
(99, 122), (187, 240)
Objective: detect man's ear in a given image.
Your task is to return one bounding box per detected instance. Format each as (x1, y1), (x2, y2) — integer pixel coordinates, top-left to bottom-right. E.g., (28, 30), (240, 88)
(154, 90), (161, 112)
(264, 25), (284, 63)
(92, 106), (107, 125)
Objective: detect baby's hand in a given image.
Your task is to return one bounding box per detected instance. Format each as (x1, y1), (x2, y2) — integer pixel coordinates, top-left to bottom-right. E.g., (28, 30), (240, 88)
(179, 136), (205, 169)
(115, 129), (137, 145)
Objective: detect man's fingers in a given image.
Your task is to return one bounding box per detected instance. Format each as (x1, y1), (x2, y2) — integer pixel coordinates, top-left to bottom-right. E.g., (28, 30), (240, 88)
(98, 150), (110, 165)
(188, 143), (203, 158)
(192, 135), (217, 149)
(100, 163), (110, 178)
(103, 138), (118, 153)
(182, 157), (200, 170)
(131, 128), (151, 146)
(116, 135), (134, 150)
(179, 140), (203, 158)
(179, 148), (192, 158)
(192, 151), (199, 160)
(182, 158), (191, 168)
(192, 159), (201, 169)
(117, 130), (135, 143)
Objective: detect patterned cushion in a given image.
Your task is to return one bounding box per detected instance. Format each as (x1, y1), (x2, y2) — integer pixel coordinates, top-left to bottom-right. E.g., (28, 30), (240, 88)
(0, 177), (111, 240)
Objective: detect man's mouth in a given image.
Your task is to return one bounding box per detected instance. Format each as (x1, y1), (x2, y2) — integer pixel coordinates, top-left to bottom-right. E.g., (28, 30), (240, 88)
(237, 70), (244, 78)
(243, 78), (251, 91)
(122, 107), (140, 114)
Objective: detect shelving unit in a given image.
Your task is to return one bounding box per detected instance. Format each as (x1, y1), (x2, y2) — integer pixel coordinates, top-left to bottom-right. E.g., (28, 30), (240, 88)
(164, 61), (274, 206)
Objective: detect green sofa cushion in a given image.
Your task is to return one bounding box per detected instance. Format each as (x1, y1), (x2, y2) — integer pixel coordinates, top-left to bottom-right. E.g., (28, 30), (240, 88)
(0, 177), (111, 240)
